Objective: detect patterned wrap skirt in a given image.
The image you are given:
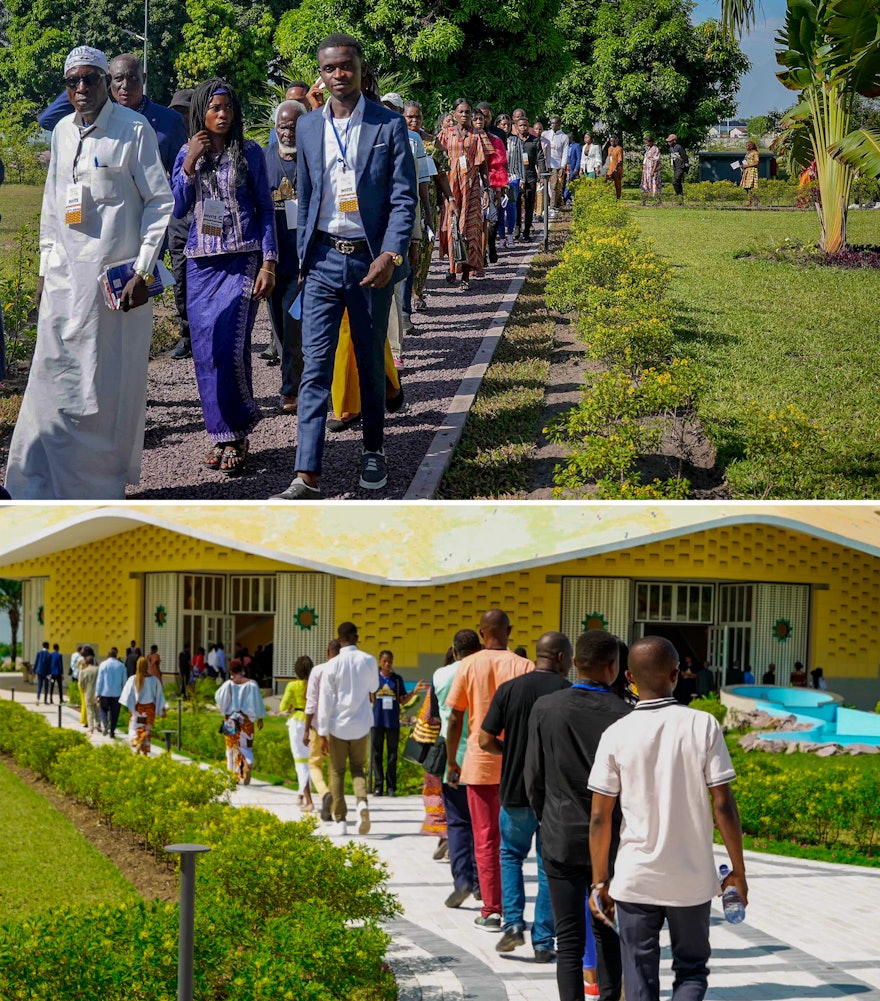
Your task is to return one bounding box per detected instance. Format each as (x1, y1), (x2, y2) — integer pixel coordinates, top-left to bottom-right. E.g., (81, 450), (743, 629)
(131, 702), (156, 755)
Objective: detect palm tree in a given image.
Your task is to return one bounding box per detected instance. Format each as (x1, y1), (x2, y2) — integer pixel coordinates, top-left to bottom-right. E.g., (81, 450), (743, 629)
(721, 0), (880, 252)
(0, 580), (22, 664)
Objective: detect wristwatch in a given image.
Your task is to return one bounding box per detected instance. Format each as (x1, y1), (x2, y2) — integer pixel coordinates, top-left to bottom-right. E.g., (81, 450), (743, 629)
(133, 266), (153, 284)
(389, 252), (404, 266)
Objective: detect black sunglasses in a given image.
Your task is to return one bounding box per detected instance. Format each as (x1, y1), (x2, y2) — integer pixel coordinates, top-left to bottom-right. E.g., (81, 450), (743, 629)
(64, 71), (105, 89)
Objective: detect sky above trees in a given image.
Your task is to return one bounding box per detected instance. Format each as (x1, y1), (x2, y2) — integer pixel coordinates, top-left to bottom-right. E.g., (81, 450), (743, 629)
(693, 0), (790, 116)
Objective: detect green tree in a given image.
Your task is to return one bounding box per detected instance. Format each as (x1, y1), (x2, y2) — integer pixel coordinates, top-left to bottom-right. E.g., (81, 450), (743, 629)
(748, 115), (772, 137)
(0, 581), (22, 664)
(274, 0), (567, 125)
(721, 0), (880, 253)
(174, 0), (275, 113)
(0, 0), (74, 120)
(550, 0), (748, 146)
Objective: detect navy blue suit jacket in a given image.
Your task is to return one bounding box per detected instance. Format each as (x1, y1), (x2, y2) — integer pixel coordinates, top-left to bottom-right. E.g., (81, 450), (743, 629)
(296, 98), (417, 278)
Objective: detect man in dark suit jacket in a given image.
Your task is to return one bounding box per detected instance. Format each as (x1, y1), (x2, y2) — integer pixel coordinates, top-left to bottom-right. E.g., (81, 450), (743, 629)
(274, 33), (417, 500)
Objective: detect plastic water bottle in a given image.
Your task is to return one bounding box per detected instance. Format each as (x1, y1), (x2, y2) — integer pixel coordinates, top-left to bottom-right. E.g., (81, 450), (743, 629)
(718, 864), (746, 923)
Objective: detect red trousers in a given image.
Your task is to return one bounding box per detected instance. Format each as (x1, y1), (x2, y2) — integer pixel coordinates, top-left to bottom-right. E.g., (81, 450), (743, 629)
(467, 783), (502, 918)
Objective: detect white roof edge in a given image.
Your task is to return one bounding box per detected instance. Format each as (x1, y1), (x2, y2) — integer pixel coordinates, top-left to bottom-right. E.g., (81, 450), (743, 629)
(0, 505), (879, 585)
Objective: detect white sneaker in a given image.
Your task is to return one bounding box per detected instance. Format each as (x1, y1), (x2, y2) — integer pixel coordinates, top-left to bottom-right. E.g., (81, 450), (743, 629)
(357, 800), (371, 835)
(332, 820), (348, 837)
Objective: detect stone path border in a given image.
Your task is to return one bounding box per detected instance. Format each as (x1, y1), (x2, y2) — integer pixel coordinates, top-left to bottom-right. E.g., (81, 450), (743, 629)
(404, 244), (539, 499)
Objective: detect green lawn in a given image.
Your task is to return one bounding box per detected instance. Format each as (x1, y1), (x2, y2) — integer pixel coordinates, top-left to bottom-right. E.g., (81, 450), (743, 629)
(0, 761), (139, 920)
(635, 207), (880, 497)
(0, 184), (42, 264)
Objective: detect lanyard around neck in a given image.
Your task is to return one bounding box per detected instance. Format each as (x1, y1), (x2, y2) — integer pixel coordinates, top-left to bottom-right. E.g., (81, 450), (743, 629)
(330, 111), (353, 171)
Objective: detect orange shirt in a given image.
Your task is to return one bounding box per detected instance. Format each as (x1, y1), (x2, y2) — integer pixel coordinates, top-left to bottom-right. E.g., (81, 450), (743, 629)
(607, 145), (624, 176)
(446, 647), (535, 785)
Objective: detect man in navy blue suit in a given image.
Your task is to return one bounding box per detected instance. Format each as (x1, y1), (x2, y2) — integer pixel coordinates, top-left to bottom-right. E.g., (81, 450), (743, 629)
(273, 33), (417, 500)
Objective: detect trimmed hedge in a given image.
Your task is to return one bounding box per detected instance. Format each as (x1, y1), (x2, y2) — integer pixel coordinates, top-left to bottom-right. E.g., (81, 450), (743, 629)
(0, 702), (400, 1001)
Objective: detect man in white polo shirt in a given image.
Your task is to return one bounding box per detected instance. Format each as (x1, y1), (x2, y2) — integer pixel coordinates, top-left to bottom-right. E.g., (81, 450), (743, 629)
(588, 635), (747, 1001)
(316, 621), (380, 836)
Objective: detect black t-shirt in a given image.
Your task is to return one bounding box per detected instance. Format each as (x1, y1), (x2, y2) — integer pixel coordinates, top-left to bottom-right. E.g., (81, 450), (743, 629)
(523, 685), (632, 869)
(482, 670), (570, 807)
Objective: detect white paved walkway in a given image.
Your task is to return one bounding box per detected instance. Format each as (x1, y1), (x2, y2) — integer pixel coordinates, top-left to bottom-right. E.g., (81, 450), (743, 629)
(4, 677), (880, 1001)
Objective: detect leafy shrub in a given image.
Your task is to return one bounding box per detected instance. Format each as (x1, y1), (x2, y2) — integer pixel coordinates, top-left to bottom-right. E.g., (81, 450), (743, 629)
(690, 692), (727, 724)
(0, 703), (400, 1000)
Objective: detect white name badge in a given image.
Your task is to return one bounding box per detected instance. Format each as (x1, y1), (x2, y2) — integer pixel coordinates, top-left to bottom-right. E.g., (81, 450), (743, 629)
(201, 197), (225, 237)
(459, 154), (468, 170)
(337, 171), (359, 213)
(523, 153), (530, 165)
(382, 697), (394, 711)
(284, 199), (298, 229)
(65, 183), (84, 225)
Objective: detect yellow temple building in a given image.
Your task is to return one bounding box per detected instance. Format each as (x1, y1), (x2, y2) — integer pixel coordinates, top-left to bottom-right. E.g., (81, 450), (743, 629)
(1, 503), (879, 706)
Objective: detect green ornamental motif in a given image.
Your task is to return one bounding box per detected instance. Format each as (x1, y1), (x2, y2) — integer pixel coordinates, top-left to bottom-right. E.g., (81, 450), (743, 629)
(37, 605), (44, 626)
(773, 618), (792, 643)
(295, 605), (318, 631)
(154, 605), (167, 628)
(582, 610), (608, 632)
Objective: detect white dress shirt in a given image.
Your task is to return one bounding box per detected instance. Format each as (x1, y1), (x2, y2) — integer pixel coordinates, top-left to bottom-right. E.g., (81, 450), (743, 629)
(317, 93), (367, 238)
(305, 657), (333, 715)
(316, 644), (380, 740)
(542, 129), (570, 170)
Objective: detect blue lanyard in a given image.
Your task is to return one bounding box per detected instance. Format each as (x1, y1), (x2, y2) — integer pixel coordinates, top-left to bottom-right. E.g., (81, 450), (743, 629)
(571, 683), (614, 694)
(330, 112), (352, 172)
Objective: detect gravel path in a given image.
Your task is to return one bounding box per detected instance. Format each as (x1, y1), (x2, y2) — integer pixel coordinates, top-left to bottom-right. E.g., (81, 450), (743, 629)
(127, 244), (535, 500)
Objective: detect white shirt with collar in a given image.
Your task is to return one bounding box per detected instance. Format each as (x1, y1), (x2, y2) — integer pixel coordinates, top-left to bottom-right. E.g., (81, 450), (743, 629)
(542, 129), (570, 170)
(316, 643), (380, 740)
(318, 93), (367, 238)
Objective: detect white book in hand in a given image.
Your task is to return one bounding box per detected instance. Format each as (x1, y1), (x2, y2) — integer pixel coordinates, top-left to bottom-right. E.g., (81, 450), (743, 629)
(731, 160), (742, 170)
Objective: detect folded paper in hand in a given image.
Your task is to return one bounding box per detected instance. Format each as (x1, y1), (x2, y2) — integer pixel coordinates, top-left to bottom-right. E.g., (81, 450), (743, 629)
(98, 259), (175, 310)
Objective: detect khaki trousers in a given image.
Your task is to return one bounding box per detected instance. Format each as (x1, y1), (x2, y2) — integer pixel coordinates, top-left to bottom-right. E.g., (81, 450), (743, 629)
(327, 732), (369, 821)
(308, 732), (329, 797)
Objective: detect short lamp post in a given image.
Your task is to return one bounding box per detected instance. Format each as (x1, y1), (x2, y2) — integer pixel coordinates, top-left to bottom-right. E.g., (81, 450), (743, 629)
(164, 843), (210, 1001)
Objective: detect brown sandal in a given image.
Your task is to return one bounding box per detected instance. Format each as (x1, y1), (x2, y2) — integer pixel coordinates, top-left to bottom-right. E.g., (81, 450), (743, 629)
(204, 444), (226, 469)
(221, 439), (249, 476)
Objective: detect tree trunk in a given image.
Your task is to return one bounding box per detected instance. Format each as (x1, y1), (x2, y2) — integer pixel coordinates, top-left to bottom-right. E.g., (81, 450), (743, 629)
(9, 608), (19, 664)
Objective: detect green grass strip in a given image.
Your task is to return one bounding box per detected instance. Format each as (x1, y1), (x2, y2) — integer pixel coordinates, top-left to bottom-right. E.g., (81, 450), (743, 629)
(0, 760), (139, 919)
(438, 238), (561, 499)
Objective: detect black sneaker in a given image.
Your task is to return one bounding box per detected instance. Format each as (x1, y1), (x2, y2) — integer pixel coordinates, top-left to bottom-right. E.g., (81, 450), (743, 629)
(533, 949), (556, 964)
(360, 450), (387, 490)
(496, 926), (526, 953)
(170, 337), (192, 359)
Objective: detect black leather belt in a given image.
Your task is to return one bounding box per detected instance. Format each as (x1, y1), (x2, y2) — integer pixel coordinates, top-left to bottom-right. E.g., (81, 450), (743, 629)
(317, 231), (369, 255)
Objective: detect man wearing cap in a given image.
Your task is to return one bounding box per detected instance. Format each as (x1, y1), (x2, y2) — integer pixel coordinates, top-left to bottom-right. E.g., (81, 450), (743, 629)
(4, 46), (173, 499)
(667, 134), (688, 203)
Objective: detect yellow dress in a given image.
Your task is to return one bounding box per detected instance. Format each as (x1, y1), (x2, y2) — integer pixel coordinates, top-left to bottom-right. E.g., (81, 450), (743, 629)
(330, 311), (401, 418)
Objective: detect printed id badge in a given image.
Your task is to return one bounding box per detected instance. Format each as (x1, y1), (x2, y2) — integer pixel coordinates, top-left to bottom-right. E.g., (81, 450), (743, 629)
(458, 154), (468, 170)
(200, 197), (225, 237)
(65, 183), (84, 225)
(523, 153), (530, 166)
(382, 697), (394, 711)
(284, 198), (298, 229)
(337, 171), (359, 213)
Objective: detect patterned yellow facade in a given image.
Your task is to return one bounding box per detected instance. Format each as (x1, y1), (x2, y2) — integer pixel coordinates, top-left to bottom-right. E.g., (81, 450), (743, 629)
(2, 520), (879, 678)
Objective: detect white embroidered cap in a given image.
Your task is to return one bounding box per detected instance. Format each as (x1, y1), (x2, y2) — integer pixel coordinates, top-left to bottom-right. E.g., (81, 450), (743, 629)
(64, 46), (110, 76)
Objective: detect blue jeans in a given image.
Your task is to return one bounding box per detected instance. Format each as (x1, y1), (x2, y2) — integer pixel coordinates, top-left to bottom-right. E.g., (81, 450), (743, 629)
(500, 805), (555, 950)
(505, 179), (520, 235)
(296, 241), (394, 474)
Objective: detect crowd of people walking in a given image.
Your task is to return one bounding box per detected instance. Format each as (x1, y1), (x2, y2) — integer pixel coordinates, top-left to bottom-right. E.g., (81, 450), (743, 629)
(2, 34), (675, 502)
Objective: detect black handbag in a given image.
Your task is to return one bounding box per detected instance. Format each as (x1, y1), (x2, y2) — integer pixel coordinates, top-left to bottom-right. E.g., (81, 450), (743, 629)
(403, 734), (432, 765)
(422, 735), (448, 777)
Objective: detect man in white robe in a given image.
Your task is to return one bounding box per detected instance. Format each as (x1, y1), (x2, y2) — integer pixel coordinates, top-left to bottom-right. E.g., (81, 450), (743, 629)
(4, 45), (173, 500)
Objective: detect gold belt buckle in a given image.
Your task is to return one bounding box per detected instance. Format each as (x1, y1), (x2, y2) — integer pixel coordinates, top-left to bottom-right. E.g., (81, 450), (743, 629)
(335, 238), (356, 255)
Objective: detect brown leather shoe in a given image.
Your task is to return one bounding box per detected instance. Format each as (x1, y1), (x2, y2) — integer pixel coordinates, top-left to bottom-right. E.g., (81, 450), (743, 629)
(279, 395), (298, 414)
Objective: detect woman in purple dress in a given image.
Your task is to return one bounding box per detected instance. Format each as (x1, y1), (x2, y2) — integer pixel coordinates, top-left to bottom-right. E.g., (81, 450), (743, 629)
(172, 79), (277, 476)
